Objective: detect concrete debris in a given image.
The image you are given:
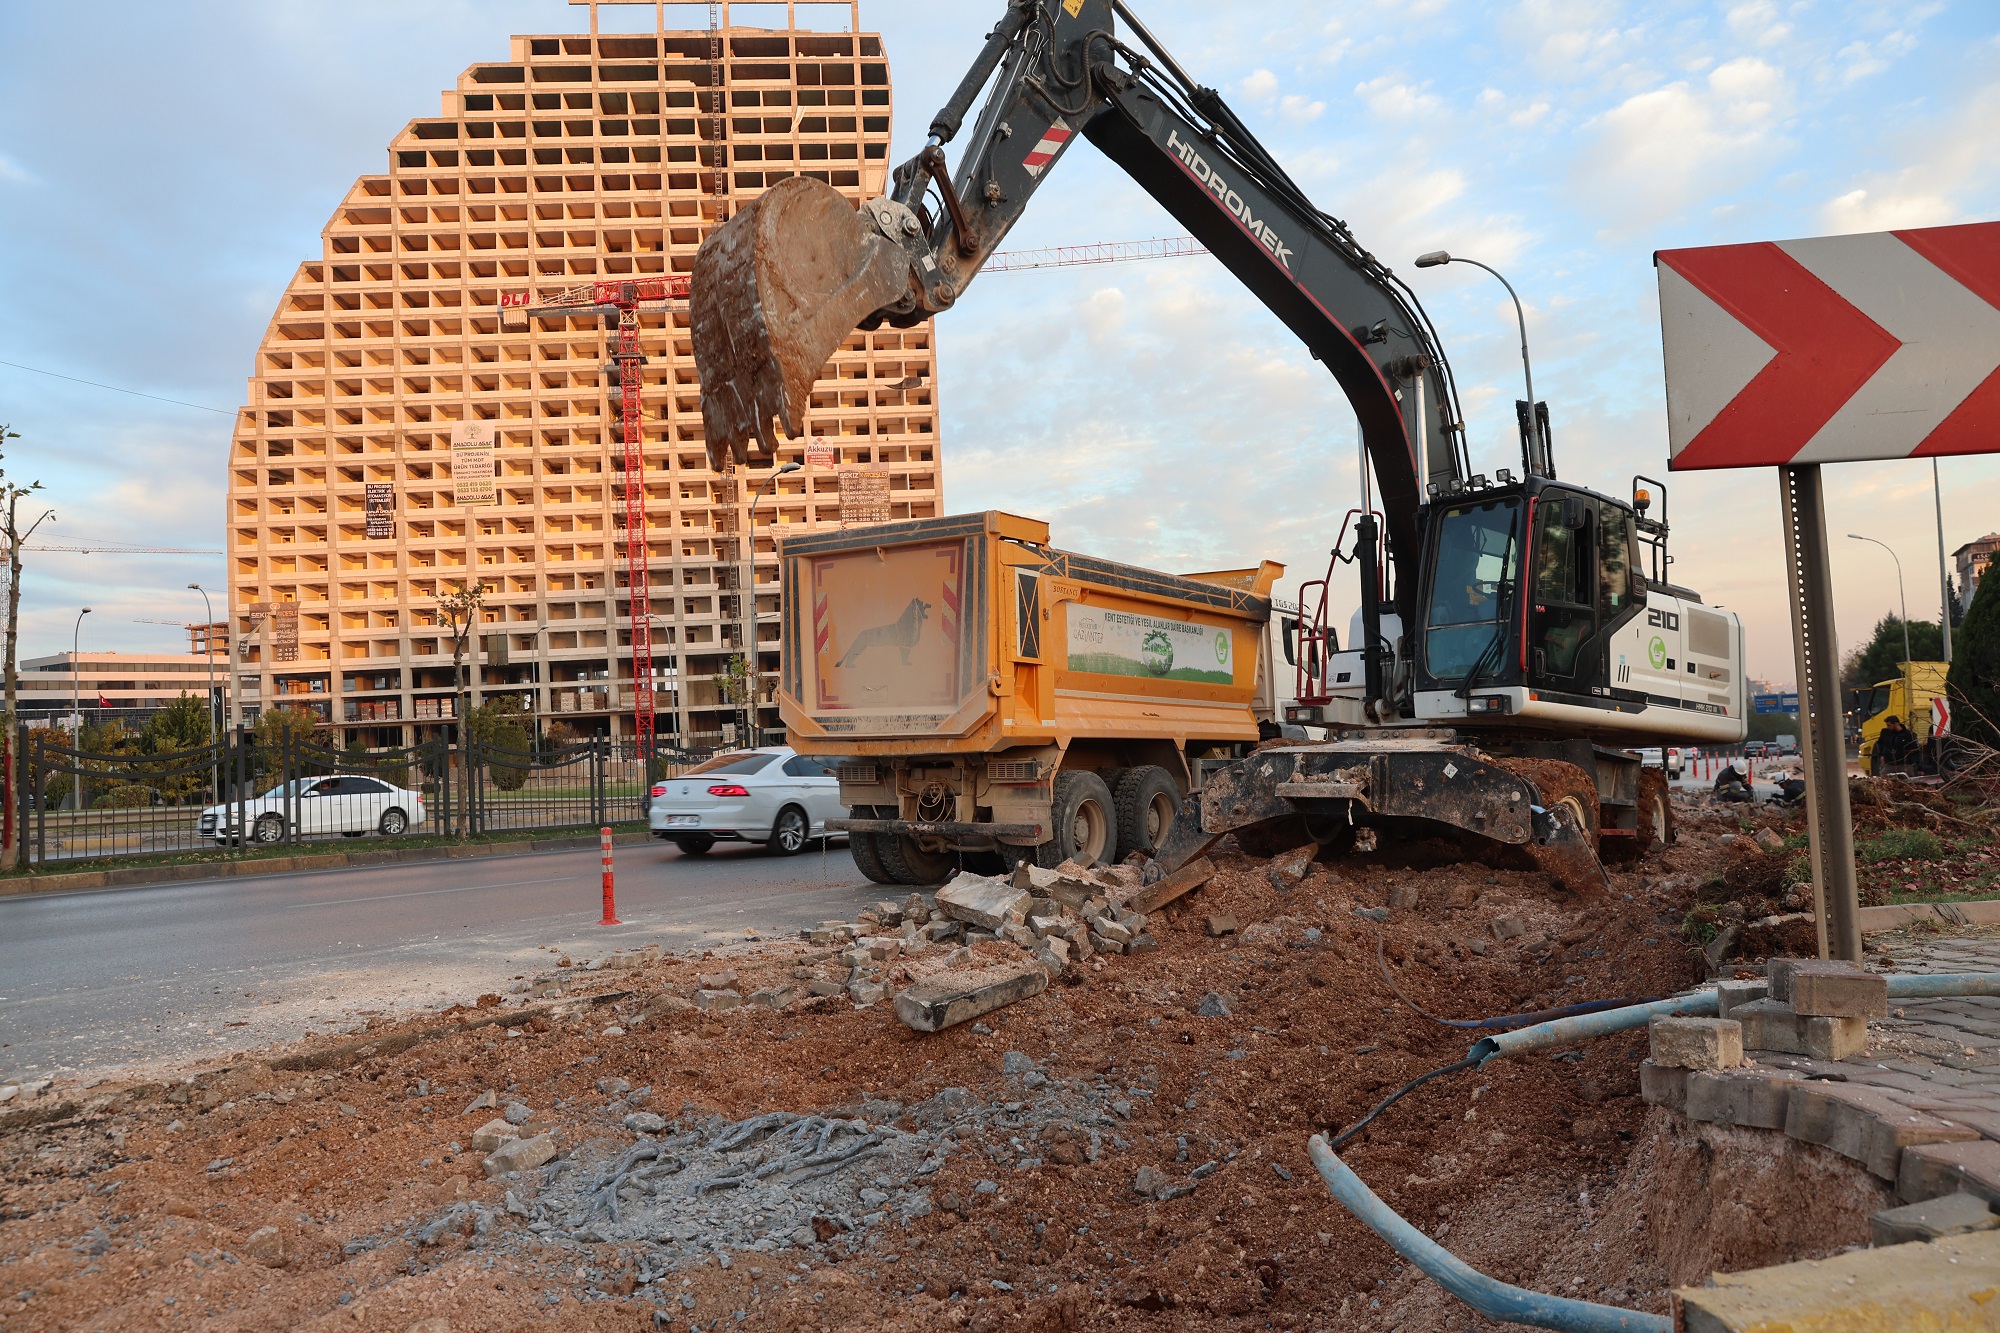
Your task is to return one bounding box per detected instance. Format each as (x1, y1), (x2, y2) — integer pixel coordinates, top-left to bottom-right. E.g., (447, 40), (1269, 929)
(847, 979), (888, 1006)
(935, 872), (1033, 931)
(748, 985), (796, 1010)
(462, 1090), (498, 1114)
(1781, 962), (1888, 1019)
(1754, 827), (1787, 854)
(1733, 997), (1870, 1061)
(596, 1077), (631, 1096)
(1129, 857), (1215, 914)
(502, 1101), (533, 1125)
(622, 1112), (667, 1134)
(696, 969), (739, 991)
(1196, 992), (1232, 1018)
(470, 1119), (519, 1153)
(1388, 883), (1421, 911)
(694, 989), (744, 1013)
(483, 1133), (557, 1179)
(241, 1225), (286, 1267)
(894, 961), (1048, 1033)
(1490, 915), (1527, 941)
(1871, 1191), (2000, 1246)
(1206, 914), (1239, 937)
(1265, 845), (1316, 893)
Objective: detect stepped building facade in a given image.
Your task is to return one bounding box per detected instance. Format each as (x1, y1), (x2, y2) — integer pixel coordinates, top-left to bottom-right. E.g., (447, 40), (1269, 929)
(228, 1), (940, 747)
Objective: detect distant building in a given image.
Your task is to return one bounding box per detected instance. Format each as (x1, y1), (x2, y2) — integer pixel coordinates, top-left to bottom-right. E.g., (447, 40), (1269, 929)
(16, 652), (229, 729)
(1955, 533), (1999, 613)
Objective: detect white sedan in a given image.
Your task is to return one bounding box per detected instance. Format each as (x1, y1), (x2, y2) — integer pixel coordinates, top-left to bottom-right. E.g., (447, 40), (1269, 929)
(648, 747), (847, 856)
(198, 775), (426, 844)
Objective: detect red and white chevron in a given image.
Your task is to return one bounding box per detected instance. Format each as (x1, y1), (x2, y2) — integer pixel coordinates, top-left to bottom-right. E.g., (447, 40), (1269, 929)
(1657, 221), (2000, 470)
(1022, 119), (1074, 178)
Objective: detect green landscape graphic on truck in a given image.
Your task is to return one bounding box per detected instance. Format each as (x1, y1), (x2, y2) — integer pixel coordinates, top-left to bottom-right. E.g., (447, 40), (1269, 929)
(1068, 608), (1236, 684)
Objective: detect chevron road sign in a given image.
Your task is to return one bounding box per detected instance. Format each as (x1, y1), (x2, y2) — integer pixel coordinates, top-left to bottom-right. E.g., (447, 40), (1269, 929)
(1657, 221), (2000, 470)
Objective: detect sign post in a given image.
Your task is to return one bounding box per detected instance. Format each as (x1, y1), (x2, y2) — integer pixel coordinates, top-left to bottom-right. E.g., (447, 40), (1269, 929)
(1658, 219), (2000, 964)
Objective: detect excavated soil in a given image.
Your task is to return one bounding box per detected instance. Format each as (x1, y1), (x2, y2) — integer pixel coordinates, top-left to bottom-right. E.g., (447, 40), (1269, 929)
(0, 787), (1938, 1332)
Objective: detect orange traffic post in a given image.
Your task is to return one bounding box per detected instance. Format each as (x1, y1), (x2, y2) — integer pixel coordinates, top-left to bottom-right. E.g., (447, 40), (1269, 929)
(599, 826), (622, 926)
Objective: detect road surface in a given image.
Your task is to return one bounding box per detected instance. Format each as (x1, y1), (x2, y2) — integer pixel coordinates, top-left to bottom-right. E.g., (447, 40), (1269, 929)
(0, 837), (881, 1086)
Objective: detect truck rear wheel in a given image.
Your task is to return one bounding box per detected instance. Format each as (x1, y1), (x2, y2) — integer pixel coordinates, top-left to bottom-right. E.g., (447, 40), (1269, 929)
(880, 834), (956, 886)
(1113, 766), (1181, 860)
(1038, 770), (1116, 869)
(847, 807), (897, 885)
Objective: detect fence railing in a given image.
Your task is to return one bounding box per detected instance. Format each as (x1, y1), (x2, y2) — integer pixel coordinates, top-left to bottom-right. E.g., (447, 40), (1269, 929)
(15, 728), (709, 869)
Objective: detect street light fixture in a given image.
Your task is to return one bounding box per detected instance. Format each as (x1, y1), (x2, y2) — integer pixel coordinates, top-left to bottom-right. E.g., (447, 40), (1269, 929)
(1414, 250), (1542, 473)
(1848, 533), (1913, 667)
(740, 461), (803, 746)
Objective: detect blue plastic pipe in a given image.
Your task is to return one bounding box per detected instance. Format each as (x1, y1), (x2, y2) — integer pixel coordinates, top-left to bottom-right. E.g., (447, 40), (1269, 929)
(1468, 992), (1719, 1066)
(1307, 1135), (1671, 1332)
(1466, 974), (2000, 1067)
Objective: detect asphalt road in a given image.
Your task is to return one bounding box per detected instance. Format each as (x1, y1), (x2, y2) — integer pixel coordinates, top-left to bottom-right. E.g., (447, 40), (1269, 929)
(0, 836), (882, 1086)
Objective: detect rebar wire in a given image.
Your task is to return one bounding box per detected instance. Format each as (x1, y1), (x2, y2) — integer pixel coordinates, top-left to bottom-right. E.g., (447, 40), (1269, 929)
(1374, 932), (1658, 1032)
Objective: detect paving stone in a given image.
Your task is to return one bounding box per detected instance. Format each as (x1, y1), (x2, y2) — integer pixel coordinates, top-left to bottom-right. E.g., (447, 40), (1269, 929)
(1677, 1229), (2000, 1333)
(1870, 1191), (1999, 1246)
(1898, 1139), (2000, 1205)
(1736, 999), (1869, 1060)
(1784, 1081), (1978, 1180)
(936, 872), (1033, 931)
(696, 968), (739, 991)
(1716, 979), (1769, 1017)
(1769, 957), (1863, 1003)
(893, 962), (1048, 1034)
(1206, 914), (1239, 938)
(483, 1133), (557, 1178)
(847, 978), (887, 1005)
(1685, 1068), (1798, 1130)
(1792, 968), (1889, 1019)
(1638, 1059), (1688, 1112)
(1650, 1017), (1745, 1071)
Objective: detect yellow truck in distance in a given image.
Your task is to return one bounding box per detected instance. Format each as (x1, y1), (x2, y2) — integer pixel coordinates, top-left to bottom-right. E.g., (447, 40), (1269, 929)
(777, 510), (1282, 884)
(1854, 661), (1949, 775)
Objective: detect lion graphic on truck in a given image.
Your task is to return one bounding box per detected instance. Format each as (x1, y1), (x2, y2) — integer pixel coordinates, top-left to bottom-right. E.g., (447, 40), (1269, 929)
(837, 598), (931, 666)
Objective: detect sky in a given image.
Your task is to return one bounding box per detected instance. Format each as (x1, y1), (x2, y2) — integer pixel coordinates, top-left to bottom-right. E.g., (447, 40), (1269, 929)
(1, 0), (1997, 687)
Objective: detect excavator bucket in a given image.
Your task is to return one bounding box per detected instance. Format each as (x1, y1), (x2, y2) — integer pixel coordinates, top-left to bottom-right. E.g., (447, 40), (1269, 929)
(691, 176), (915, 469)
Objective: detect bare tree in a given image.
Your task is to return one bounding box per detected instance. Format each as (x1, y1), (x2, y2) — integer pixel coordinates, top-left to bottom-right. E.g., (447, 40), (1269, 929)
(0, 424), (50, 871)
(437, 579), (487, 740)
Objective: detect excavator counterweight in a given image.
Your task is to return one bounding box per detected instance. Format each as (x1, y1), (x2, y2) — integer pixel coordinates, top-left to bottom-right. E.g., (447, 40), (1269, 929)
(691, 176), (913, 468)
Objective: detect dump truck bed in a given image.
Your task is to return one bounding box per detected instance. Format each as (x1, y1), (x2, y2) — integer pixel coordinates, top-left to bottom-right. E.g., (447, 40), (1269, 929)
(778, 511), (1281, 756)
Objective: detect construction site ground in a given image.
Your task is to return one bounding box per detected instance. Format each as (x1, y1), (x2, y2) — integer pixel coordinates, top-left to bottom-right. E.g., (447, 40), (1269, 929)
(4, 774), (1998, 1332)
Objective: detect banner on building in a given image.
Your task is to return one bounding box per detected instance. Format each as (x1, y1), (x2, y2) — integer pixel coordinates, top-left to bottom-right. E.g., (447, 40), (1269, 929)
(805, 436), (835, 469)
(364, 483), (395, 539)
(274, 603), (299, 664)
(450, 421), (497, 507)
(837, 469), (891, 526)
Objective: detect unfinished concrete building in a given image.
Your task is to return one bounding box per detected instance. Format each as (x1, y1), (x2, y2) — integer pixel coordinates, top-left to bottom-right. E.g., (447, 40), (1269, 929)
(228, 1), (941, 748)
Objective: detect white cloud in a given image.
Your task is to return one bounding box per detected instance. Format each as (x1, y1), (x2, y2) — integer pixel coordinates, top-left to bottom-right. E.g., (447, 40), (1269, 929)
(1818, 84), (2000, 233)
(1278, 94), (1326, 124)
(1725, 1), (1792, 46)
(1574, 57), (1790, 227)
(1239, 68), (1279, 102)
(1355, 74), (1442, 119)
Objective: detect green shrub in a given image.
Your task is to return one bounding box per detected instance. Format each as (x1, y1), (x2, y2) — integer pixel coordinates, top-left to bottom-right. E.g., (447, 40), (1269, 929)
(1859, 828), (1946, 864)
(1784, 853), (1813, 886)
(91, 784), (157, 809)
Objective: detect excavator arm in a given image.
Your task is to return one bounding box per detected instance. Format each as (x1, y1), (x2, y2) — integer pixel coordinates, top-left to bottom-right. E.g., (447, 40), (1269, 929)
(692, 0), (1468, 585)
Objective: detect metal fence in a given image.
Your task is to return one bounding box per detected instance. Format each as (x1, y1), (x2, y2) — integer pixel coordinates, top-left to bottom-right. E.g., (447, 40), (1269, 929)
(15, 728), (708, 869)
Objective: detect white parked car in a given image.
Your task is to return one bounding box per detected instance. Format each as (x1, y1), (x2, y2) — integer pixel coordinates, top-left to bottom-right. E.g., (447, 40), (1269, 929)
(648, 747), (847, 857)
(198, 775), (426, 844)
(1634, 747), (1685, 780)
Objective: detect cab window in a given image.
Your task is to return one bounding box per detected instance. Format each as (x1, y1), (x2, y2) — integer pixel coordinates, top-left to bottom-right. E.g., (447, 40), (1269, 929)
(1599, 503), (1632, 616)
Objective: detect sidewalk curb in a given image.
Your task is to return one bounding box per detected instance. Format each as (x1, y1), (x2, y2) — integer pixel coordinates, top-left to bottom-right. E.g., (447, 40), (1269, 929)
(0, 831), (658, 898)
(1859, 900), (2000, 934)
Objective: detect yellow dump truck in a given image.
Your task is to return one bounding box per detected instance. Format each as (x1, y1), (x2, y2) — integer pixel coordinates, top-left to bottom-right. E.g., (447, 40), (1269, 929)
(1855, 661), (1949, 774)
(777, 511), (1282, 883)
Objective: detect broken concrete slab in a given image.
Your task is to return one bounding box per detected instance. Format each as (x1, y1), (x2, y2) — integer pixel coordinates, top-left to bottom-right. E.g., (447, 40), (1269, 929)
(462, 1090), (498, 1115)
(695, 989), (744, 1012)
(1649, 1017), (1746, 1071)
(482, 1133), (557, 1179)
(748, 985), (796, 1010)
(1127, 857), (1215, 915)
(848, 979), (888, 1005)
(470, 1118), (520, 1153)
(936, 872), (1033, 932)
(1032, 936), (1072, 978)
(893, 961), (1048, 1033)
(1870, 1191), (1999, 1246)
(1011, 861), (1099, 908)
(696, 968), (739, 990)
(1899, 1139), (2000, 1206)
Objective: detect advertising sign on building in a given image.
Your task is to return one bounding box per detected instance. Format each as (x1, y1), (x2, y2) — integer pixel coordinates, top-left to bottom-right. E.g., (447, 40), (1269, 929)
(805, 436), (835, 469)
(273, 603), (300, 664)
(837, 469), (891, 526)
(450, 421), (497, 507)
(364, 483), (395, 539)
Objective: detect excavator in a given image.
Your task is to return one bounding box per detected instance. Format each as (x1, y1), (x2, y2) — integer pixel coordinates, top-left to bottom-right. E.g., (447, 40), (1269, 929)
(689, 0), (1747, 881)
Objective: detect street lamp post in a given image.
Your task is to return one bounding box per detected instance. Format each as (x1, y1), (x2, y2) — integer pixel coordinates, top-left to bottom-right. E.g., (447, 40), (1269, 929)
(741, 461), (802, 746)
(188, 583), (218, 745)
(1933, 459), (1953, 663)
(70, 607), (91, 734)
(1414, 250), (1543, 475)
(1848, 533), (1912, 667)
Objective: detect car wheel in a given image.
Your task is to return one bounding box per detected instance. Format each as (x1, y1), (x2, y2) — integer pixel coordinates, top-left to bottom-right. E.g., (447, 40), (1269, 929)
(252, 813), (284, 844)
(1036, 770), (1116, 869)
(767, 806), (809, 857)
(1112, 766), (1181, 860)
(674, 835), (715, 856)
(379, 808), (409, 836)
